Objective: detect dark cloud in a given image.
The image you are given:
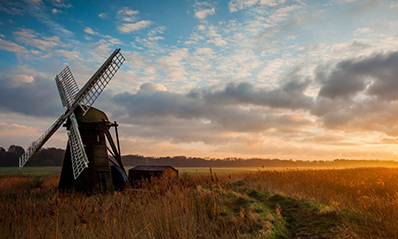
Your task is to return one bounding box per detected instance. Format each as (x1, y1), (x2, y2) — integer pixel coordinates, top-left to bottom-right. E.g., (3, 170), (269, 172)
(111, 81), (312, 145)
(188, 80), (312, 110)
(365, 52), (398, 100)
(316, 62), (368, 99)
(314, 50), (398, 133)
(317, 50), (398, 100)
(0, 73), (62, 117)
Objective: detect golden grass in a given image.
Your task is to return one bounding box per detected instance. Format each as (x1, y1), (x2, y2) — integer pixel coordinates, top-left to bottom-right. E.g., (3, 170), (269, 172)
(1, 167), (397, 238)
(0, 173), (59, 195)
(242, 167), (398, 238)
(0, 174), (281, 238)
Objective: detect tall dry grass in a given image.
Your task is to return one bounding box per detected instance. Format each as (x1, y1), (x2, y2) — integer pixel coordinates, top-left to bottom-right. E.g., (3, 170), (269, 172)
(0, 173), (59, 195)
(0, 173), (280, 239)
(1, 167), (397, 238)
(242, 167), (398, 238)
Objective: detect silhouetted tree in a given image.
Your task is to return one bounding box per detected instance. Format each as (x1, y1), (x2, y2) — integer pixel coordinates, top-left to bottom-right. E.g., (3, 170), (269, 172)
(0, 147), (6, 167)
(26, 147), (64, 167)
(3, 145), (25, 167)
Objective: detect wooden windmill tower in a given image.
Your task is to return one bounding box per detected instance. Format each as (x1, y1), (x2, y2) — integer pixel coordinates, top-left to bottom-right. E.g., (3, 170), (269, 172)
(18, 48), (127, 192)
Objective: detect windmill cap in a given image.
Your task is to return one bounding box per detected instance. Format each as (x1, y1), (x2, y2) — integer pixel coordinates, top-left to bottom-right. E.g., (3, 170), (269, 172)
(74, 107), (109, 123)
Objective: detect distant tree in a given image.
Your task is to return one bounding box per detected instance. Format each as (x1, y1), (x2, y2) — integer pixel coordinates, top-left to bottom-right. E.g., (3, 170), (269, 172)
(0, 147), (6, 166)
(0, 145), (66, 167)
(8, 145), (24, 156)
(26, 147), (65, 167)
(5, 145), (25, 167)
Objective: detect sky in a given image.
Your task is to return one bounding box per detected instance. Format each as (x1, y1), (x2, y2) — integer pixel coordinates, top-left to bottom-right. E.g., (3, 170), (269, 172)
(1, 0), (398, 160)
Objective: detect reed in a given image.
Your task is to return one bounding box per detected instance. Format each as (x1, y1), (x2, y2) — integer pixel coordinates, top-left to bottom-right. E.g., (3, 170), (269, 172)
(0, 173), (281, 238)
(1, 167), (397, 238)
(242, 167), (398, 238)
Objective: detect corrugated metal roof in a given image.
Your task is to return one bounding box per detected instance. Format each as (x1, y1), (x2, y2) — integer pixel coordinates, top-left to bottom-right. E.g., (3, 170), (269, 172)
(130, 165), (177, 172)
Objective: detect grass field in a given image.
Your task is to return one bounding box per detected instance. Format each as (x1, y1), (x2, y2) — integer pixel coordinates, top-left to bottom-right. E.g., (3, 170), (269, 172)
(0, 166), (333, 176)
(1, 167), (398, 238)
(176, 167), (265, 174)
(0, 167), (61, 176)
(0, 167), (268, 176)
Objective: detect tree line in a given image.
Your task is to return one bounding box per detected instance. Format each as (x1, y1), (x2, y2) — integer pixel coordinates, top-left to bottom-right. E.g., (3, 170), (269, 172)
(122, 155), (398, 168)
(0, 145), (64, 167)
(1, 145), (398, 168)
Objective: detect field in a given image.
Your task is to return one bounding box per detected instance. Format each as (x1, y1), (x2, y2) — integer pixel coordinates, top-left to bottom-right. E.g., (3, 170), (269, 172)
(1, 167), (398, 238)
(0, 167), (62, 176)
(5, 166), (336, 177)
(5, 167), (259, 176)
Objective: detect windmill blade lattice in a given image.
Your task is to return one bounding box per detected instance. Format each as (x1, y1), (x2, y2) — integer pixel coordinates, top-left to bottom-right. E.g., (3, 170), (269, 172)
(68, 113), (89, 179)
(76, 49), (125, 115)
(55, 66), (80, 108)
(55, 66), (89, 178)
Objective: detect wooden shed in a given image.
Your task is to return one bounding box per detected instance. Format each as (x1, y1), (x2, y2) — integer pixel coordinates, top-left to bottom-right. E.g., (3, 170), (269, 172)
(128, 165), (178, 184)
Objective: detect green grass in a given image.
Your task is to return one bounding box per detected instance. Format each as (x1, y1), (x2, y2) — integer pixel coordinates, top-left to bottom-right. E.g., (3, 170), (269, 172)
(178, 167), (257, 174)
(176, 167), (282, 174)
(4, 166), (330, 177)
(0, 167), (61, 176)
(2, 166), (262, 177)
(231, 182), (345, 238)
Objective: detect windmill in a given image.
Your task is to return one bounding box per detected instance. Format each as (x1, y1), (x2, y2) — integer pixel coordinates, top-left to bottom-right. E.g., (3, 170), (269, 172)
(18, 48), (127, 192)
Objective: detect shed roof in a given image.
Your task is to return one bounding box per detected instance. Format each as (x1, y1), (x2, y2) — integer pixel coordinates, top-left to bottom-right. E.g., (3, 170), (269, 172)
(130, 165), (177, 172)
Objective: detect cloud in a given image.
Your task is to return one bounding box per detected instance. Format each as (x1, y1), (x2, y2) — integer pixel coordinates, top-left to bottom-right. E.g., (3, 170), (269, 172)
(316, 64), (367, 100)
(84, 27), (97, 35)
(140, 82), (167, 92)
(0, 38), (27, 53)
(188, 80), (312, 110)
(110, 80), (312, 146)
(193, 1), (216, 19)
(205, 25), (228, 47)
(194, 8), (215, 19)
(132, 26), (166, 52)
(229, 0), (259, 12)
(353, 27), (373, 35)
(83, 27), (123, 47)
(0, 1), (25, 15)
(313, 50), (398, 134)
(117, 7), (139, 22)
(317, 51), (398, 100)
(390, 3), (398, 8)
(0, 122), (44, 149)
(330, 41), (371, 57)
(118, 20), (152, 33)
(260, 0), (285, 6)
(4, 74), (34, 87)
(13, 28), (69, 53)
(51, 0), (72, 8)
(0, 123), (38, 136)
(228, 0), (286, 13)
(51, 8), (61, 14)
(98, 12), (107, 18)
(0, 72), (62, 117)
(257, 58), (285, 79)
(267, 4), (302, 24)
(22, 0), (73, 38)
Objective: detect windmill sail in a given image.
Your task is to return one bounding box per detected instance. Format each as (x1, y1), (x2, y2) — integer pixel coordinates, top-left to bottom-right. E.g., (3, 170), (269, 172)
(75, 48), (125, 115)
(68, 114), (89, 179)
(55, 66), (79, 107)
(55, 66), (89, 179)
(18, 48), (124, 173)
